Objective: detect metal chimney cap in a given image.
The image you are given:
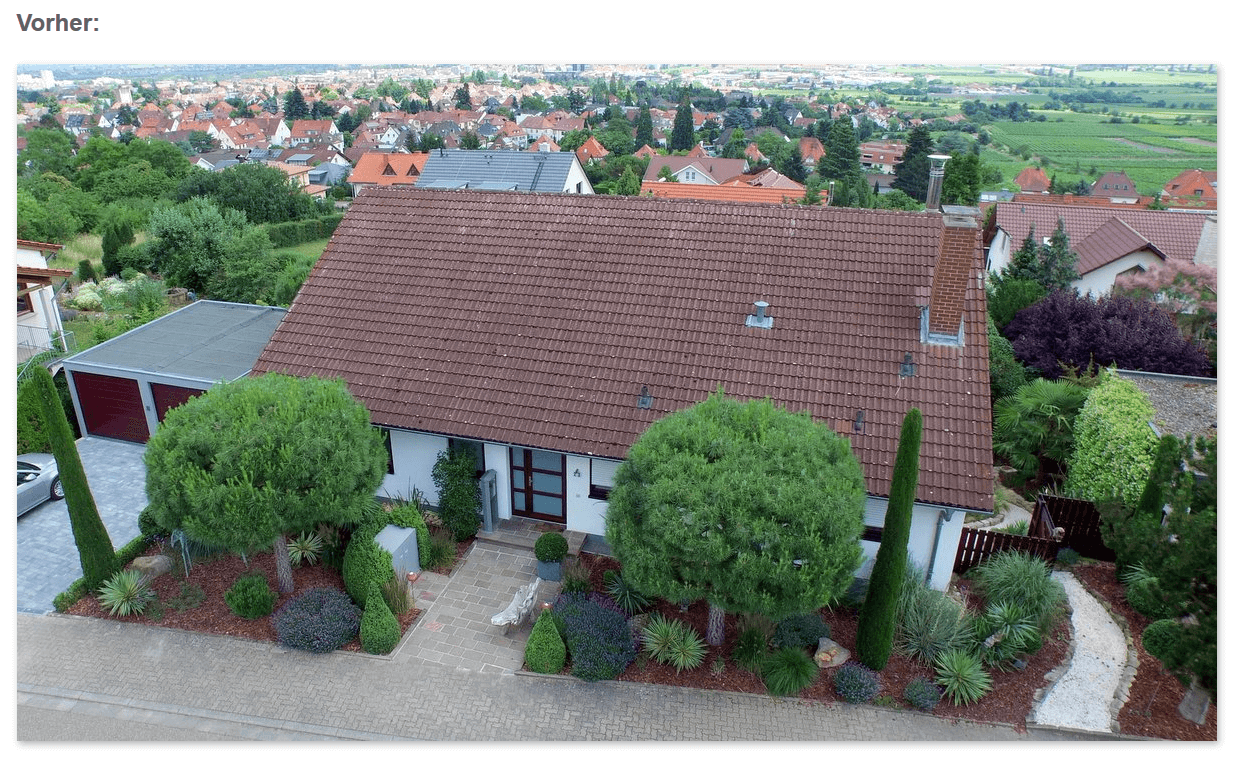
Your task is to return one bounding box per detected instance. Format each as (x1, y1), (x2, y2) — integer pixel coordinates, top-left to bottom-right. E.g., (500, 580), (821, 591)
(746, 301), (773, 329)
(928, 153), (952, 165)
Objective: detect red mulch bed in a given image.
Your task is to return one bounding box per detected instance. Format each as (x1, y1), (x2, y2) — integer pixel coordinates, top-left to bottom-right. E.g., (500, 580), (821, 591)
(66, 539), (421, 652)
(542, 554), (1215, 739)
(1073, 561), (1217, 740)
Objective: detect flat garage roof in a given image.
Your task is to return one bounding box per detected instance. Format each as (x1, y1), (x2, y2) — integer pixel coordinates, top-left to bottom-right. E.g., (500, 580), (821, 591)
(65, 300), (287, 383)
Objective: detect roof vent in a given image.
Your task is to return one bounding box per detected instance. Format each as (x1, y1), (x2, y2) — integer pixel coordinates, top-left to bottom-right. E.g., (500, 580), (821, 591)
(637, 385), (653, 409)
(853, 409), (865, 434)
(745, 300), (773, 329)
(899, 352), (917, 378)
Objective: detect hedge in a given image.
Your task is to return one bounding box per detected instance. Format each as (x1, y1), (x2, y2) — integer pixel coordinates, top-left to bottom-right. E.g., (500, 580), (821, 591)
(1063, 371), (1157, 507)
(341, 526), (395, 608)
(53, 533), (152, 612)
(264, 214), (344, 249)
(386, 500), (432, 571)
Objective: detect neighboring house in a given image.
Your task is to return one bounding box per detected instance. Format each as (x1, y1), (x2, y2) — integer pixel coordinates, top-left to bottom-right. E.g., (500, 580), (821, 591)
(1013, 167), (1051, 194)
(253, 188), (994, 591)
(639, 181), (807, 205)
(346, 151), (429, 195)
(527, 135), (560, 153)
(288, 119), (343, 150)
(62, 301), (287, 443)
(574, 135), (609, 165)
(633, 144), (660, 160)
(1160, 168), (1217, 209)
(16, 240), (73, 363)
(1091, 171), (1140, 204)
(642, 156), (748, 185)
(416, 148), (593, 194)
(798, 136), (826, 171)
(858, 141), (905, 174)
(986, 202), (1215, 297)
(719, 167), (804, 191)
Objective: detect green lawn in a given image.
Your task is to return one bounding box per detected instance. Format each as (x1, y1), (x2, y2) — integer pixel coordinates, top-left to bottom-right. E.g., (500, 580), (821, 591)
(272, 237), (331, 261)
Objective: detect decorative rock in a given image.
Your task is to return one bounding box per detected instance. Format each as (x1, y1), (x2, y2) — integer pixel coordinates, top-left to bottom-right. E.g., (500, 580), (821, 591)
(1178, 680), (1211, 725)
(129, 555), (172, 584)
(815, 637), (850, 668)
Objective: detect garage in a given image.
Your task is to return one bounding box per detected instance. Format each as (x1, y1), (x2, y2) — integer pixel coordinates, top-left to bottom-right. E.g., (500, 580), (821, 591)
(63, 300), (287, 443)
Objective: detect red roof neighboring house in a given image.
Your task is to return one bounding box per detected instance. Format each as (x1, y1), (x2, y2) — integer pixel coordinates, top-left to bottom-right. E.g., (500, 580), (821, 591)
(1161, 169), (1217, 208)
(633, 144), (660, 160)
(1013, 167), (1050, 193)
(1091, 171), (1140, 202)
(798, 136), (826, 166)
(346, 152), (429, 192)
(575, 135), (610, 164)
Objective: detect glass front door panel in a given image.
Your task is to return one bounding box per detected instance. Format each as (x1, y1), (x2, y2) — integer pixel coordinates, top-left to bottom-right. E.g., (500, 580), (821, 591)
(510, 448), (565, 522)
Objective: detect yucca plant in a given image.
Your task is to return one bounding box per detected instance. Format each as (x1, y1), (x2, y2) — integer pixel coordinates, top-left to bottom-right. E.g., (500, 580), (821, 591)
(287, 531), (324, 567)
(641, 613), (681, 663)
(97, 569), (155, 617)
(604, 570), (650, 615)
(935, 648), (993, 706)
(894, 566), (971, 665)
(973, 600), (1040, 667)
(665, 624), (708, 673)
(971, 550), (1066, 634)
(761, 646), (820, 697)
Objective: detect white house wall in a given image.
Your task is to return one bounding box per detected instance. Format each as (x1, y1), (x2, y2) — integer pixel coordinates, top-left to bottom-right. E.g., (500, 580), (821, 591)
(381, 430), (447, 504)
(859, 496), (962, 591)
(986, 227), (1013, 274)
(1075, 251), (1163, 298)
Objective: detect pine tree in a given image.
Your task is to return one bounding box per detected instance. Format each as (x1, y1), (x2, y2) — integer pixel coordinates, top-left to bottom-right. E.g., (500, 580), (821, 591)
(1004, 225), (1042, 283)
(891, 124), (933, 202)
(819, 116), (862, 186)
(282, 88), (309, 121)
(670, 99), (695, 152)
(856, 408), (923, 671)
(1038, 218), (1078, 291)
(29, 366), (117, 589)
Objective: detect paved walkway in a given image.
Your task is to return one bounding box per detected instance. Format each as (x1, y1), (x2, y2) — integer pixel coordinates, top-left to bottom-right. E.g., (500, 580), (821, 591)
(15, 436), (148, 614)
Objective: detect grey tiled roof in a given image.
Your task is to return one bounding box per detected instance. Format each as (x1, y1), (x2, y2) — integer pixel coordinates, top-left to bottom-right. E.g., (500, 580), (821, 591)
(417, 148), (585, 193)
(254, 188), (993, 511)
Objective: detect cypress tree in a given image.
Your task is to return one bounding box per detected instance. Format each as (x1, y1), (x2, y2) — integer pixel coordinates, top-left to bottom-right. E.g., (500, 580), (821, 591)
(670, 99), (695, 152)
(856, 407), (923, 671)
(29, 365), (118, 588)
(634, 102), (654, 151)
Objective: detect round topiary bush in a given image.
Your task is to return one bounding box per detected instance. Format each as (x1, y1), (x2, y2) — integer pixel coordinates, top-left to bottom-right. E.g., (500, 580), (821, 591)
(224, 572), (277, 619)
(274, 587), (361, 653)
(137, 505), (169, 540)
(1142, 619), (1184, 666)
(1126, 576), (1172, 620)
(525, 610), (567, 674)
(833, 661), (882, 704)
(360, 581), (402, 655)
(534, 532), (568, 563)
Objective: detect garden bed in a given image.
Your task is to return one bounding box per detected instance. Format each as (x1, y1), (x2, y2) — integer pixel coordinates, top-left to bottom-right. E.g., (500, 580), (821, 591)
(538, 553), (1213, 739)
(64, 538), (434, 652)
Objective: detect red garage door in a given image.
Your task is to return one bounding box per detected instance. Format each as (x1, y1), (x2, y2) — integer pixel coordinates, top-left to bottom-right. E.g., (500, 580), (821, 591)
(151, 382), (203, 423)
(72, 372), (149, 443)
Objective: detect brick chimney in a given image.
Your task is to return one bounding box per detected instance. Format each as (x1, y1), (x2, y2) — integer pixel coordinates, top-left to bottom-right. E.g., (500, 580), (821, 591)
(923, 205), (981, 345)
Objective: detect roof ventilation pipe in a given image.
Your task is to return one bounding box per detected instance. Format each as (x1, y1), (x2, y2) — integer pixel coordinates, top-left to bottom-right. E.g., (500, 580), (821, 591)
(745, 300), (773, 329)
(925, 154), (951, 210)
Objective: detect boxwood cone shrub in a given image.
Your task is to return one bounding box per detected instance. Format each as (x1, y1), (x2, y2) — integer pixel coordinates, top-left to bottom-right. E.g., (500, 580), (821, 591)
(28, 366), (118, 589)
(360, 581), (402, 655)
(224, 572), (278, 619)
(274, 587), (361, 653)
(833, 661), (882, 704)
(857, 408), (922, 670)
(904, 676), (943, 711)
(552, 593), (635, 681)
(525, 610), (567, 674)
(761, 646), (820, 697)
(772, 612), (831, 652)
(342, 527), (395, 608)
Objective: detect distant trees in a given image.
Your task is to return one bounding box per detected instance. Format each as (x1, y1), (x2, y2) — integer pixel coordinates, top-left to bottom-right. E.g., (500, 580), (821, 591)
(634, 103), (654, 149)
(891, 124), (933, 202)
(670, 99), (695, 152)
(283, 88), (309, 120)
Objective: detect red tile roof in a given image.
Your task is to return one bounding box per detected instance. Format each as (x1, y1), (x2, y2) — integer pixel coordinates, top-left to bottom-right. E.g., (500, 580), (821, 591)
(993, 201), (1207, 271)
(1092, 171), (1139, 198)
(1013, 167), (1050, 193)
(1073, 217), (1166, 274)
(639, 181), (807, 205)
(347, 152), (429, 186)
(254, 188), (993, 511)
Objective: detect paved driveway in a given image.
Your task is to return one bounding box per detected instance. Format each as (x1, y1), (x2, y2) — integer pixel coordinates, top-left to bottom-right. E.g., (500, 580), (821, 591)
(15, 436), (148, 614)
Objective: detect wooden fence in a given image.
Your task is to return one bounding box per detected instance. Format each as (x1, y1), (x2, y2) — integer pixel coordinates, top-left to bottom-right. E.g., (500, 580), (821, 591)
(1037, 494), (1115, 561)
(954, 492), (1115, 574)
(953, 526), (1058, 574)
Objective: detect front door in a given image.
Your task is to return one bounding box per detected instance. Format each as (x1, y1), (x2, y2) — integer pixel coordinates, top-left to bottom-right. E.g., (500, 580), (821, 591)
(510, 447), (566, 523)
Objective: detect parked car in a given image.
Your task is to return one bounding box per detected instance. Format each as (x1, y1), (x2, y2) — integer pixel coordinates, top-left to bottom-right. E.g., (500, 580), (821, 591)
(17, 453), (63, 516)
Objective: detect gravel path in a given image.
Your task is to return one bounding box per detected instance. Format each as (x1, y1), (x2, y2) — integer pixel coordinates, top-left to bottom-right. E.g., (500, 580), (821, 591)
(1030, 571), (1128, 732)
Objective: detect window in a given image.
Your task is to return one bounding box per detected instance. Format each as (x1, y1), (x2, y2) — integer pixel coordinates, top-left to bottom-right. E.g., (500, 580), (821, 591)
(447, 438), (485, 479)
(862, 526), (884, 543)
(589, 459), (620, 500)
(17, 291), (33, 315)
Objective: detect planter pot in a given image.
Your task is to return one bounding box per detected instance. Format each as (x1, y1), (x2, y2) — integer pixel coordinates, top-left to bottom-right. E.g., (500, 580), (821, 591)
(536, 559), (562, 582)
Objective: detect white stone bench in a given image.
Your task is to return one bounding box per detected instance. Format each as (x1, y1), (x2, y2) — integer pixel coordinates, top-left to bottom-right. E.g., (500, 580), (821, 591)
(490, 577), (542, 635)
